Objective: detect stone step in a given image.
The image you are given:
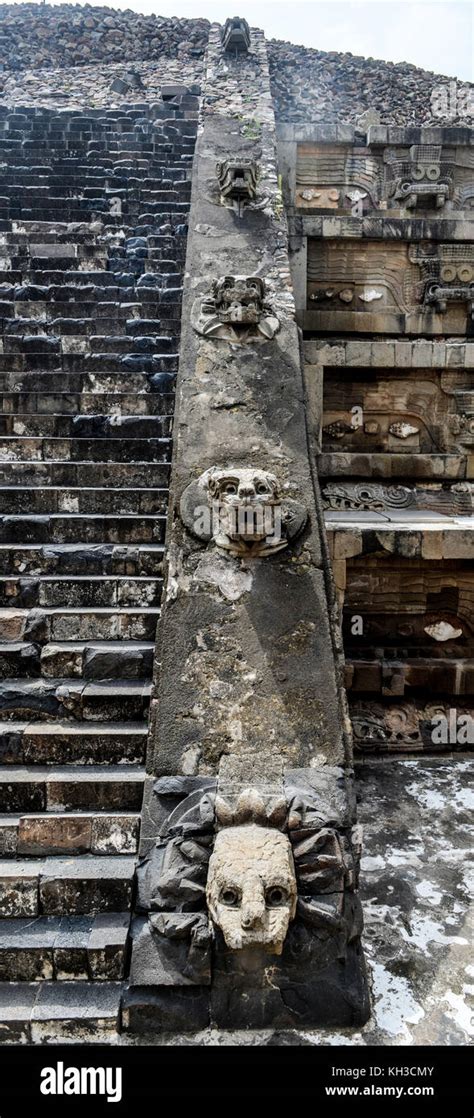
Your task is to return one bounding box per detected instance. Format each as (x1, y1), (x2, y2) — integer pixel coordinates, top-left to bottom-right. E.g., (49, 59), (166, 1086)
(0, 981), (122, 1042)
(0, 720), (147, 763)
(0, 413), (172, 438)
(0, 543), (164, 577)
(0, 515), (166, 544)
(0, 640), (154, 680)
(0, 856), (135, 915)
(0, 371), (171, 394)
(0, 811), (139, 856)
(0, 914), (130, 982)
(0, 461), (170, 487)
(0, 575), (162, 606)
(0, 486), (168, 514)
(0, 607), (159, 642)
(0, 394), (172, 417)
(0, 436), (171, 463)
(0, 679), (152, 722)
(3, 333), (177, 356)
(0, 765), (145, 813)
(42, 642), (154, 680)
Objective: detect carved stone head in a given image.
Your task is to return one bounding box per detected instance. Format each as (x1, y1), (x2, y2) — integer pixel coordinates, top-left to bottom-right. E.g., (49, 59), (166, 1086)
(180, 466), (307, 558)
(216, 160), (259, 216)
(222, 16), (251, 53)
(209, 467), (281, 553)
(206, 824), (297, 953)
(212, 276), (264, 325)
(192, 275), (279, 342)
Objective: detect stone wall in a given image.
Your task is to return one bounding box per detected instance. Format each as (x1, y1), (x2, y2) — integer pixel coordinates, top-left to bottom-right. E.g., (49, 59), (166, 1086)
(0, 4), (209, 71)
(268, 40), (474, 126)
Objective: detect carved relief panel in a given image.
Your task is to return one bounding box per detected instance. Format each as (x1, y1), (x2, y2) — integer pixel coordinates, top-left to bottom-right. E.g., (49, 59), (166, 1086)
(321, 367), (474, 478)
(350, 699), (474, 754)
(296, 143), (380, 213)
(306, 240), (473, 333)
(343, 557), (474, 662)
(322, 481), (474, 516)
(295, 141), (474, 214)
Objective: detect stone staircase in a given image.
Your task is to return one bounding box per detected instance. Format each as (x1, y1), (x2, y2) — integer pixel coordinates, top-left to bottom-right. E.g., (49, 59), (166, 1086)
(0, 95), (198, 1041)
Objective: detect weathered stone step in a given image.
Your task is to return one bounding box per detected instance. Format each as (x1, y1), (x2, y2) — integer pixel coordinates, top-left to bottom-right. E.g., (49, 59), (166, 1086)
(0, 298), (181, 321)
(0, 641), (154, 680)
(0, 371), (171, 394)
(0, 436), (171, 463)
(0, 914), (130, 982)
(0, 486), (168, 515)
(0, 413), (172, 439)
(0, 607), (160, 643)
(0, 765), (145, 813)
(3, 333), (176, 356)
(0, 980), (122, 1042)
(0, 720), (146, 764)
(0, 679), (152, 722)
(0, 811), (139, 857)
(0, 461), (170, 487)
(0, 353), (179, 376)
(0, 515), (166, 545)
(0, 543), (164, 577)
(0, 393), (172, 417)
(0, 575), (162, 606)
(42, 641), (154, 680)
(0, 856), (135, 915)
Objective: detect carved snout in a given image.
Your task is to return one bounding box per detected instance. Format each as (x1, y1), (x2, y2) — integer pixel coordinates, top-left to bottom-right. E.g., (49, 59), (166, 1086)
(241, 878), (266, 929)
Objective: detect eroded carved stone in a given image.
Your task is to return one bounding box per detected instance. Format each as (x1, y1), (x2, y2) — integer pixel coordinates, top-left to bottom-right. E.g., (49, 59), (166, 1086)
(350, 700), (474, 754)
(192, 276), (280, 342)
(307, 239), (474, 330)
(206, 824), (297, 954)
(322, 481), (473, 515)
(384, 145), (453, 209)
(322, 483), (415, 512)
(321, 365), (474, 465)
(180, 466), (307, 557)
(410, 243), (474, 318)
(296, 144), (380, 212)
(221, 17), (251, 54)
(216, 159), (259, 216)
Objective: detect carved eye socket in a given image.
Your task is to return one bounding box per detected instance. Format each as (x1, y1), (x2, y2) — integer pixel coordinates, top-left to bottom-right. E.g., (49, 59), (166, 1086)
(426, 164), (440, 181)
(223, 482), (238, 495)
(256, 482), (269, 495)
(441, 264), (457, 283)
(219, 887), (241, 907)
(265, 886), (288, 908)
